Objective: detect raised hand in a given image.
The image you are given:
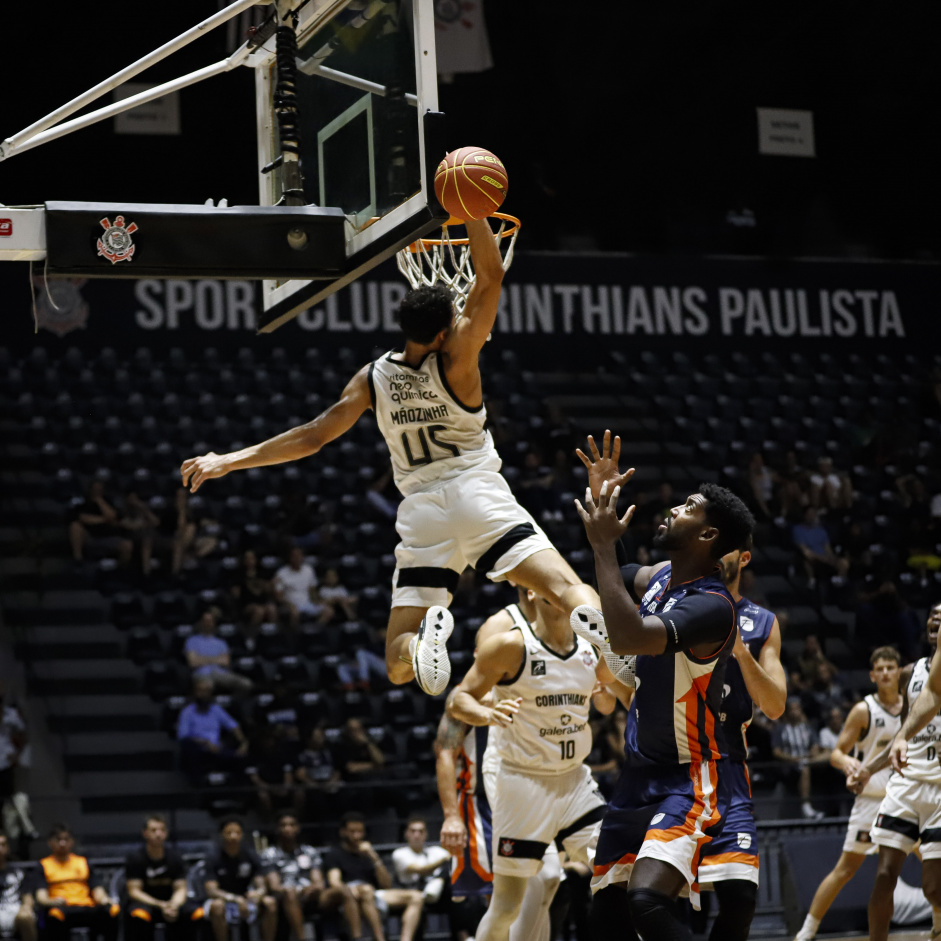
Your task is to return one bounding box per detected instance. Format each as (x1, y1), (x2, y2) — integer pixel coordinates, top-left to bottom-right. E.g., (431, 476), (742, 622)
(180, 452), (230, 493)
(575, 480), (635, 551)
(576, 430), (635, 501)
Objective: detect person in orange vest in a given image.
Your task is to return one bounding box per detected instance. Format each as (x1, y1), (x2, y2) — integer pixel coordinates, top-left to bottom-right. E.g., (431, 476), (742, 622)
(34, 824), (118, 941)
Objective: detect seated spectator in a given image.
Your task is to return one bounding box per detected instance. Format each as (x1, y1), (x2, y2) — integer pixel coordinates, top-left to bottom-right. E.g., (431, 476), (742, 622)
(319, 569), (359, 622)
(771, 698), (829, 820)
(336, 719), (384, 782)
(336, 626), (387, 693)
(792, 508), (849, 588)
(35, 824), (118, 941)
(230, 551), (278, 640)
(155, 488), (197, 579)
(818, 706), (844, 752)
(0, 832), (36, 941)
(794, 635), (836, 691)
(295, 727), (340, 811)
(324, 813), (417, 941)
(245, 730), (300, 821)
(809, 456), (853, 511)
(68, 479), (133, 567)
(366, 466), (399, 522)
(261, 812), (356, 941)
(177, 678), (248, 782)
(800, 662), (848, 725)
(274, 548), (333, 630)
(391, 816), (449, 909)
(203, 819), (276, 941)
(125, 815), (196, 941)
(184, 611), (252, 696)
(254, 681), (301, 748)
(119, 491), (160, 577)
(745, 451), (777, 520)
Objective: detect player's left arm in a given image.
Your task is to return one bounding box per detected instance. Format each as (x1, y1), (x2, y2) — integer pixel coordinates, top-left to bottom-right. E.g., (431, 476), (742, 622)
(891, 652), (941, 772)
(180, 366), (371, 492)
(595, 658), (634, 712)
(734, 617), (787, 720)
(449, 634), (523, 727)
(434, 696), (470, 855)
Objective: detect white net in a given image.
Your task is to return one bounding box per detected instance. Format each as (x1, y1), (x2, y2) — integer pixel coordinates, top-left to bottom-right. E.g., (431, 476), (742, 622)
(395, 213), (520, 313)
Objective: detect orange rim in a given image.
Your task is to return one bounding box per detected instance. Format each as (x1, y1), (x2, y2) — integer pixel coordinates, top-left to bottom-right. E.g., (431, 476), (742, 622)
(404, 212), (521, 253)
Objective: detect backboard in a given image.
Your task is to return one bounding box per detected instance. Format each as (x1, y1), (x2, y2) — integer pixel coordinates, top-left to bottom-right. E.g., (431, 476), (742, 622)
(253, 0), (448, 331)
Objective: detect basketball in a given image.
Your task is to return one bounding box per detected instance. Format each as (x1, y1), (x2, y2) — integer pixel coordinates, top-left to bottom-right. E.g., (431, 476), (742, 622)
(434, 146), (508, 221)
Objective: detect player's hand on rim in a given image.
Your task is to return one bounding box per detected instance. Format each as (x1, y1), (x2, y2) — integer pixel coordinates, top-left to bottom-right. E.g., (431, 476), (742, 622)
(575, 429), (635, 501)
(488, 697), (521, 727)
(180, 452), (230, 492)
(889, 735), (908, 774)
(575, 480), (635, 549)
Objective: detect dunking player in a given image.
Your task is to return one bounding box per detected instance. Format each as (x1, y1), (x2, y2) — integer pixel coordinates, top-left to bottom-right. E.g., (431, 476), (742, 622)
(180, 219), (601, 696)
(696, 537), (787, 941)
(849, 601), (941, 941)
(434, 589), (564, 941)
(792, 646), (904, 941)
(447, 586), (632, 941)
(571, 433), (755, 941)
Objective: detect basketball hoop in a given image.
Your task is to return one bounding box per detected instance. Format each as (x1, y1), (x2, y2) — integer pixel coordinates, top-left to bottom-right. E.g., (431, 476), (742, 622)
(396, 212), (521, 313)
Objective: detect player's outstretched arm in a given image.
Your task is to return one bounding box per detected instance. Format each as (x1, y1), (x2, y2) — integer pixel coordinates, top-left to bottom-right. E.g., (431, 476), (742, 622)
(576, 430), (636, 501)
(180, 366), (371, 492)
(829, 700), (868, 777)
(734, 616), (787, 720)
(449, 633), (523, 727)
(891, 652), (941, 773)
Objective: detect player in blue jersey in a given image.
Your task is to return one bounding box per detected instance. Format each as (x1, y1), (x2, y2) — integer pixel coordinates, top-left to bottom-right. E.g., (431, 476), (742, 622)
(697, 535), (786, 941)
(572, 431), (755, 941)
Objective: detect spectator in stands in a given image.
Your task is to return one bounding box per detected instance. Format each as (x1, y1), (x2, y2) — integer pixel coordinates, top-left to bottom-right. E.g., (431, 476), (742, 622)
(230, 551), (278, 641)
(203, 818), (277, 941)
(336, 626), (388, 693)
(154, 488), (197, 579)
(0, 832), (36, 941)
(177, 677), (248, 782)
(336, 719), (384, 782)
(0, 690), (25, 813)
(801, 662), (849, 725)
(776, 450), (810, 520)
(809, 456), (853, 511)
(295, 727), (340, 808)
(245, 729), (300, 821)
(366, 466), (399, 522)
(318, 568), (359, 622)
(794, 635), (836, 690)
(818, 706), (845, 752)
(274, 548), (333, 630)
(68, 479), (133, 568)
(124, 815), (193, 941)
(391, 816), (449, 910)
(792, 508), (849, 589)
(745, 451), (777, 520)
(324, 813), (415, 941)
(119, 491), (159, 578)
(262, 812), (357, 941)
(183, 610), (252, 696)
(35, 824), (119, 941)
(771, 698), (828, 820)
(586, 716), (620, 799)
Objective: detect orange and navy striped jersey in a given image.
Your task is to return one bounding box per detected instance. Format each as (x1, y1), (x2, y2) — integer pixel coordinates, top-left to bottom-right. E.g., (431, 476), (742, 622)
(39, 854), (97, 907)
(625, 564), (736, 766)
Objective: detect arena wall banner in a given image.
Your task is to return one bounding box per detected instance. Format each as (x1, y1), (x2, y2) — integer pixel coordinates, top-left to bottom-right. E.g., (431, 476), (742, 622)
(5, 253), (939, 356)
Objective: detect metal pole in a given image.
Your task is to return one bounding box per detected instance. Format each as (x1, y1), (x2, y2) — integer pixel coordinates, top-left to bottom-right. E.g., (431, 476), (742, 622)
(2, 49), (251, 161)
(1, 0), (262, 156)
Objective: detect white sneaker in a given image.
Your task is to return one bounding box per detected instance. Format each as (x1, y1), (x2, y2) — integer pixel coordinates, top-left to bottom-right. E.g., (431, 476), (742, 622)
(570, 605), (637, 688)
(412, 605), (454, 696)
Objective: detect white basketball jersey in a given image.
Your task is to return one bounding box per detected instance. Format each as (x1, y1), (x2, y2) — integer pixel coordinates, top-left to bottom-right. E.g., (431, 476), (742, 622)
(491, 606), (599, 776)
(902, 656), (941, 784)
(369, 351), (501, 496)
(856, 693), (902, 797)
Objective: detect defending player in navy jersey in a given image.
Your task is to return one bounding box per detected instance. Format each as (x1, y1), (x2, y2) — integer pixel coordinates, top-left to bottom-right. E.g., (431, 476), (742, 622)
(572, 431), (754, 941)
(181, 219), (602, 696)
(697, 537), (786, 941)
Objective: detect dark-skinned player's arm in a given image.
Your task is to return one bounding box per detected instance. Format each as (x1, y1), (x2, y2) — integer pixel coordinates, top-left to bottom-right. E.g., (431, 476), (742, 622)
(829, 700), (869, 779)
(448, 632), (524, 727)
(441, 218), (505, 375)
(434, 692), (471, 856)
(734, 616), (788, 720)
(890, 649), (941, 773)
(848, 663), (913, 793)
(180, 365), (371, 492)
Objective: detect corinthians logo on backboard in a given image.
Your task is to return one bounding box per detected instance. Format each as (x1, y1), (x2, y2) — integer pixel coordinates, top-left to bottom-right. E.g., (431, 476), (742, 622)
(97, 215), (138, 264)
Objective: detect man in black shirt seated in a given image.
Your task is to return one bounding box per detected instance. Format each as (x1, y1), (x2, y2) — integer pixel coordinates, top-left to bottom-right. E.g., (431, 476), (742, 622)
(124, 816), (197, 941)
(323, 813), (424, 941)
(203, 819), (277, 941)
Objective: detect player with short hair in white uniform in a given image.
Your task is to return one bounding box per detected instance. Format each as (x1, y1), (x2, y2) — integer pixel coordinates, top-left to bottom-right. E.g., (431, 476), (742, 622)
(448, 589), (632, 941)
(849, 601), (941, 941)
(793, 646), (903, 941)
(181, 219), (601, 696)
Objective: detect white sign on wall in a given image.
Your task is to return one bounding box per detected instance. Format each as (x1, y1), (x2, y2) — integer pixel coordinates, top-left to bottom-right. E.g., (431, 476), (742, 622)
(757, 108), (815, 157)
(114, 83), (181, 136)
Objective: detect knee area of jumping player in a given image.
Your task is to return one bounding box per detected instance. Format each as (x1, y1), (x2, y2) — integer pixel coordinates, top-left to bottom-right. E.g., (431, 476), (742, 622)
(625, 887), (690, 941)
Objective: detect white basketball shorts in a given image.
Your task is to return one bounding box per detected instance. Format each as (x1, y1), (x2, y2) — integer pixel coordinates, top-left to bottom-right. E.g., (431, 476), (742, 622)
(870, 773), (941, 859)
(843, 794), (882, 854)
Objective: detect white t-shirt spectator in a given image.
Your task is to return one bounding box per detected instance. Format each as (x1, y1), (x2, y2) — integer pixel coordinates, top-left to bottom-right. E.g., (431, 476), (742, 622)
(391, 844), (450, 895)
(818, 725), (840, 752)
(275, 562), (319, 611)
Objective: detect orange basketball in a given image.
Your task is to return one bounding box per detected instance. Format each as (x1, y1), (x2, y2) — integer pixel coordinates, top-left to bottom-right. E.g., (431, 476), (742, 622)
(434, 146), (508, 221)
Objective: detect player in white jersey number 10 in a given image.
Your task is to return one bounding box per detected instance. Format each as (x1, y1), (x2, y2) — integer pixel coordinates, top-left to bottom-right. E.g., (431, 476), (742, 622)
(180, 218), (602, 696)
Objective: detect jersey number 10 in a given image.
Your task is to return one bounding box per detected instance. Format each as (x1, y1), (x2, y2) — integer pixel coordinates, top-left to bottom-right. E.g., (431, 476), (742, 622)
(559, 741), (576, 761)
(401, 424), (460, 467)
